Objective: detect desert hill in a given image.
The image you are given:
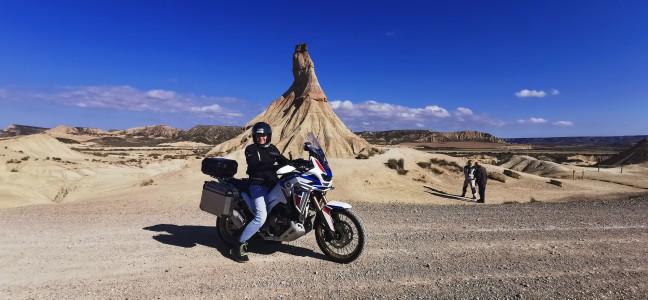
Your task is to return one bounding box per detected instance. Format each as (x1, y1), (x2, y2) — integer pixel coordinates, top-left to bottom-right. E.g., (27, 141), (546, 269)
(209, 44), (371, 158)
(600, 138), (648, 165)
(505, 135), (648, 148)
(356, 130), (505, 145)
(41, 125), (244, 146)
(499, 155), (571, 175)
(1, 124), (49, 137)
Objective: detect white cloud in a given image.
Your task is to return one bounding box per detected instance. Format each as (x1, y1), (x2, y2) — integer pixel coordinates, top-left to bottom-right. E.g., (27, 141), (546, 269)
(455, 107), (474, 116)
(554, 120), (573, 126)
(146, 89), (177, 100)
(517, 117), (548, 124)
(330, 99), (503, 131)
(551, 88), (560, 95)
(3, 85), (245, 122)
(515, 89), (547, 98)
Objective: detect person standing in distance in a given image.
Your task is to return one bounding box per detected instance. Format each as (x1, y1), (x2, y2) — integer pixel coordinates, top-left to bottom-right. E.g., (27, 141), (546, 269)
(230, 122), (288, 262)
(461, 160), (477, 199)
(474, 161), (488, 203)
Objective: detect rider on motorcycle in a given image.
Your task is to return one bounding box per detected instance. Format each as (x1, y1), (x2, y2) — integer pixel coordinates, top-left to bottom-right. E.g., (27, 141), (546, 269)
(230, 122), (289, 262)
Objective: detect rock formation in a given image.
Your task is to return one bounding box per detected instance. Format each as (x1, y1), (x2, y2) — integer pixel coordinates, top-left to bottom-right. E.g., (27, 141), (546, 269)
(209, 44), (371, 158)
(601, 138), (648, 165)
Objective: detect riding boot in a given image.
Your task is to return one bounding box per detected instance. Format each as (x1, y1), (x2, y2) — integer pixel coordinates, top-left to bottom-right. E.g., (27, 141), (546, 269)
(230, 242), (249, 262)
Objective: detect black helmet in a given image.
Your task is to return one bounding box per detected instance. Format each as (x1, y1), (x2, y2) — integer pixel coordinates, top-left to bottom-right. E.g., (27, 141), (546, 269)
(251, 122), (272, 147)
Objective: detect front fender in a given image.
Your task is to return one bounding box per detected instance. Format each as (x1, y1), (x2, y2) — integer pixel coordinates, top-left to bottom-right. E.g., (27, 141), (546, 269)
(326, 200), (352, 210)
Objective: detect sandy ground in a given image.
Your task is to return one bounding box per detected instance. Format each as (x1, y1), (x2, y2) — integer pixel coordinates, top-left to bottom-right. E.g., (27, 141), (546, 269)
(1, 191), (646, 299)
(1, 134), (648, 298)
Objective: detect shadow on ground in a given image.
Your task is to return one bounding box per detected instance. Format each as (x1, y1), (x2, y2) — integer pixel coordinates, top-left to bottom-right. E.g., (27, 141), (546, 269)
(143, 224), (329, 262)
(423, 186), (476, 203)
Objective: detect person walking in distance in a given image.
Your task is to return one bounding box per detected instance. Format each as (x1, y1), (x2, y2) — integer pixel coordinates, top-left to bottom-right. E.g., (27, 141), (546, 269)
(474, 161), (488, 203)
(461, 160), (477, 199)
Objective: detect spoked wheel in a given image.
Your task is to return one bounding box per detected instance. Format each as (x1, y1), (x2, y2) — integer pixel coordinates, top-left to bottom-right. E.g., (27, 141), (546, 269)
(216, 216), (242, 246)
(315, 209), (366, 263)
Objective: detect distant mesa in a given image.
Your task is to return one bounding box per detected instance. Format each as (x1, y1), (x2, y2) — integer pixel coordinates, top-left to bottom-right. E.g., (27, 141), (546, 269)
(601, 138), (648, 165)
(356, 130), (505, 145)
(209, 44), (372, 158)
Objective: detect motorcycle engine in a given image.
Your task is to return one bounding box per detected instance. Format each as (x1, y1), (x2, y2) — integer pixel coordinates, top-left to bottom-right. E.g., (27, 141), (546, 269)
(265, 204), (291, 235)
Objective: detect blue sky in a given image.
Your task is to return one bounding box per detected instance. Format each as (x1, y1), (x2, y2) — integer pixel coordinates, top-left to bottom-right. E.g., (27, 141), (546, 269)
(1, 1), (646, 138)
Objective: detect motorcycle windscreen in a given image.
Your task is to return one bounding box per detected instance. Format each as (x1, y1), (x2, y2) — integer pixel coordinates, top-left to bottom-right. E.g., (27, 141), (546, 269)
(305, 132), (332, 175)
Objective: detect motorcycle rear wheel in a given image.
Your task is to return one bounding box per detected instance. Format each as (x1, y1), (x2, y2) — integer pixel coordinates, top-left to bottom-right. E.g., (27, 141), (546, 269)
(216, 216), (241, 246)
(315, 209), (366, 263)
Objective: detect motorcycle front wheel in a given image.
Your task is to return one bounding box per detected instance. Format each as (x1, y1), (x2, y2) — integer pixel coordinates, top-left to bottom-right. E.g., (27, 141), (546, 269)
(216, 216), (241, 246)
(315, 209), (366, 263)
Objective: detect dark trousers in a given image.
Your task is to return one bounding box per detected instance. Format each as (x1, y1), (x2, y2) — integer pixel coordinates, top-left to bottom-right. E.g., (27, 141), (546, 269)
(478, 184), (486, 201)
(462, 179), (476, 196)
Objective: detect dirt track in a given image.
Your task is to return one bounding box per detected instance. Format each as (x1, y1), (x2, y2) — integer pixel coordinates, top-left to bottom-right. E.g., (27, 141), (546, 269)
(1, 196), (647, 299)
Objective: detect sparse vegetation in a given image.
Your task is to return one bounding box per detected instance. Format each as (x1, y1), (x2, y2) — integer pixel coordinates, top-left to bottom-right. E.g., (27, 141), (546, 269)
(488, 172), (506, 183)
(386, 158), (408, 175)
(52, 157), (62, 161)
(55, 137), (80, 144)
(549, 179), (563, 187)
(21, 156), (30, 161)
(430, 158), (462, 172)
(430, 167), (445, 175)
(416, 161), (431, 169)
(503, 169), (521, 179)
(140, 179), (154, 186)
(7, 159), (22, 164)
(11, 168), (18, 172)
(355, 148), (384, 159)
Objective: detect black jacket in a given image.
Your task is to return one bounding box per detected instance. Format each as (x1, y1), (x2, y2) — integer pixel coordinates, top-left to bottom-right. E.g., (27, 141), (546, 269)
(245, 144), (289, 187)
(475, 165), (488, 186)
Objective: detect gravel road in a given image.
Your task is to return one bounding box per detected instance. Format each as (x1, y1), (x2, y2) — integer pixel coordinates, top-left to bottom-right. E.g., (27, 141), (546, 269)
(1, 196), (647, 299)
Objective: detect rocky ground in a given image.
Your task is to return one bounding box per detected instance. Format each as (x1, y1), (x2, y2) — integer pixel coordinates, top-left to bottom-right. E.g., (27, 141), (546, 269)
(1, 194), (647, 299)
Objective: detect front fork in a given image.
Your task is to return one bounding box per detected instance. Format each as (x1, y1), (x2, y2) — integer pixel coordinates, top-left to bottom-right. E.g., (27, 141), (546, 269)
(311, 193), (336, 239)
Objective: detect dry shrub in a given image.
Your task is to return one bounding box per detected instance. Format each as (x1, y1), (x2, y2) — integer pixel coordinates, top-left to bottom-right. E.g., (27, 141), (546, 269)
(431, 166), (445, 174)
(140, 179), (154, 186)
(430, 158), (462, 173)
(386, 159), (399, 170)
(356, 148), (384, 159)
(21, 156), (30, 161)
(417, 161), (431, 169)
(503, 169), (521, 179)
(385, 158), (408, 175)
(488, 172), (506, 183)
(10, 168), (18, 172)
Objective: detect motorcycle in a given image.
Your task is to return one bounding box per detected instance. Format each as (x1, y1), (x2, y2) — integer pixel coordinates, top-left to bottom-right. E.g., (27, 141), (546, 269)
(200, 132), (366, 263)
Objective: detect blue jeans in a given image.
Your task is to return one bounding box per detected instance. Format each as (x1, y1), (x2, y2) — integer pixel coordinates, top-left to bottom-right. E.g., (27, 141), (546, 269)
(238, 185), (269, 243)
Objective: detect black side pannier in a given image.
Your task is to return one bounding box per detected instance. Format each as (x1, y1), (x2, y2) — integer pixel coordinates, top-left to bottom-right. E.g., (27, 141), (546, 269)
(201, 158), (238, 178)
